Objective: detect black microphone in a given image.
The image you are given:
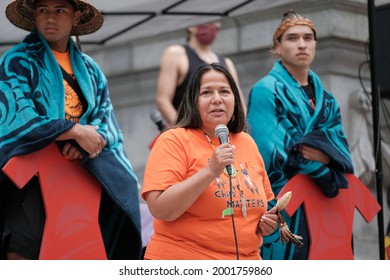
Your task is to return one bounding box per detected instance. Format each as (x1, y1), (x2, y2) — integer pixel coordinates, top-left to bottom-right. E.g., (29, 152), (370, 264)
(150, 110), (166, 132)
(214, 124), (233, 176)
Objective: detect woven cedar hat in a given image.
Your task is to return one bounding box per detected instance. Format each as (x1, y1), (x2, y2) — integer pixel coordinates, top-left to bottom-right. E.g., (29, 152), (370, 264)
(5, 0), (104, 36)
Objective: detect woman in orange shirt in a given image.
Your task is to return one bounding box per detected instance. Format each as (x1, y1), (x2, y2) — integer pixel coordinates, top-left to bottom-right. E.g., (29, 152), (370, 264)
(142, 63), (278, 260)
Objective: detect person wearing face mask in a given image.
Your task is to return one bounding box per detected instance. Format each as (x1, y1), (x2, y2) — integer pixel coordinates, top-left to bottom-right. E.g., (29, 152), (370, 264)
(155, 22), (246, 127)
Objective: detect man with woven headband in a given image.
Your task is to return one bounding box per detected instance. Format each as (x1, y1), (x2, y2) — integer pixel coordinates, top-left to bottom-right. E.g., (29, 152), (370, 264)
(0, 0), (142, 259)
(247, 10), (353, 259)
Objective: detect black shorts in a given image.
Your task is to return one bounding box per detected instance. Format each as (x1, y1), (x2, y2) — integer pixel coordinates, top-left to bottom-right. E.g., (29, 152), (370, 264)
(1, 176), (45, 259)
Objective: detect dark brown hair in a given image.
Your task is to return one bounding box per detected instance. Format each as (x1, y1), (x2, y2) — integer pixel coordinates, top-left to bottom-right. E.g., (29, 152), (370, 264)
(176, 63), (247, 133)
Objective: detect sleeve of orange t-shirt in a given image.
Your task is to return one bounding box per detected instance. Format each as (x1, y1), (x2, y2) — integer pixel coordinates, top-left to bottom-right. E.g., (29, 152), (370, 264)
(142, 129), (189, 200)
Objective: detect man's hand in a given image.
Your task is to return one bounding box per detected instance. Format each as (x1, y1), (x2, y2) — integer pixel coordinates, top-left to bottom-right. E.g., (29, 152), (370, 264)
(298, 144), (330, 165)
(57, 124), (106, 158)
(61, 142), (83, 160)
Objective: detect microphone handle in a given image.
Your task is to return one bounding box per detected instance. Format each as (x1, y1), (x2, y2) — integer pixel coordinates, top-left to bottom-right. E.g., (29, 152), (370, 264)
(217, 134), (233, 176)
(226, 164), (234, 176)
(156, 121), (166, 132)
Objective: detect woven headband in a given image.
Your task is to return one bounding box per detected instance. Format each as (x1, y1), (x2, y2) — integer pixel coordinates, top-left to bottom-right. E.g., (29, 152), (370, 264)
(273, 17), (316, 48)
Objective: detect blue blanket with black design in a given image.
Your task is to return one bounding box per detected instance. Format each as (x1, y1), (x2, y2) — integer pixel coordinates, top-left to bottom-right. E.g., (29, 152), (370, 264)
(247, 60), (354, 259)
(0, 31), (142, 259)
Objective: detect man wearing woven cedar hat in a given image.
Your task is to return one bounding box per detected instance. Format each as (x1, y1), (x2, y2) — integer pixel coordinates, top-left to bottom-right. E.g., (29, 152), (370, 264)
(247, 10), (354, 259)
(0, 0), (142, 259)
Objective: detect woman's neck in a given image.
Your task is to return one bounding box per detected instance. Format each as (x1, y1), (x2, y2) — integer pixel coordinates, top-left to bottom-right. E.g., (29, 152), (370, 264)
(202, 128), (216, 138)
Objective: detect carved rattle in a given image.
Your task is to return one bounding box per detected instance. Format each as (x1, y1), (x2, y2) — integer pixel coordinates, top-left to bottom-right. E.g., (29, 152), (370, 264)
(276, 191), (303, 247)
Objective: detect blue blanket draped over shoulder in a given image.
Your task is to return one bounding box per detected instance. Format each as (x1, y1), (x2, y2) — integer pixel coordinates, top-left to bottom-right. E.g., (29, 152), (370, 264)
(247, 61), (354, 259)
(0, 31), (142, 259)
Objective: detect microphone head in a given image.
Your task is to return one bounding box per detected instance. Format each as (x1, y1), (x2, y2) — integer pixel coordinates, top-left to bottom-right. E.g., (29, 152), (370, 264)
(214, 124), (229, 138)
(215, 124), (229, 144)
(150, 110), (163, 123)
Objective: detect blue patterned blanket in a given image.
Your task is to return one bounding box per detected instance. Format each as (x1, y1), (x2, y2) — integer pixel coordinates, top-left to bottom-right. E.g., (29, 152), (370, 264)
(247, 60), (354, 259)
(0, 31), (141, 259)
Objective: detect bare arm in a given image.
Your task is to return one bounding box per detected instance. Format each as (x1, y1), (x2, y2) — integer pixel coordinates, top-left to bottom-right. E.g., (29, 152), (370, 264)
(156, 45), (186, 127)
(145, 143), (235, 221)
(225, 57), (247, 116)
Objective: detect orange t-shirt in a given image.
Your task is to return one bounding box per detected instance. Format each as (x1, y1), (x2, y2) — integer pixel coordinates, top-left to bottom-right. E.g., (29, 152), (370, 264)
(52, 50), (84, 123)
(142, 128), (274, 260)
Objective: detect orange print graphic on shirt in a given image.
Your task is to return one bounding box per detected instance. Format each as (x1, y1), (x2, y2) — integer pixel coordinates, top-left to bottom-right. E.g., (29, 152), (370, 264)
(64, 81), (83, 123)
